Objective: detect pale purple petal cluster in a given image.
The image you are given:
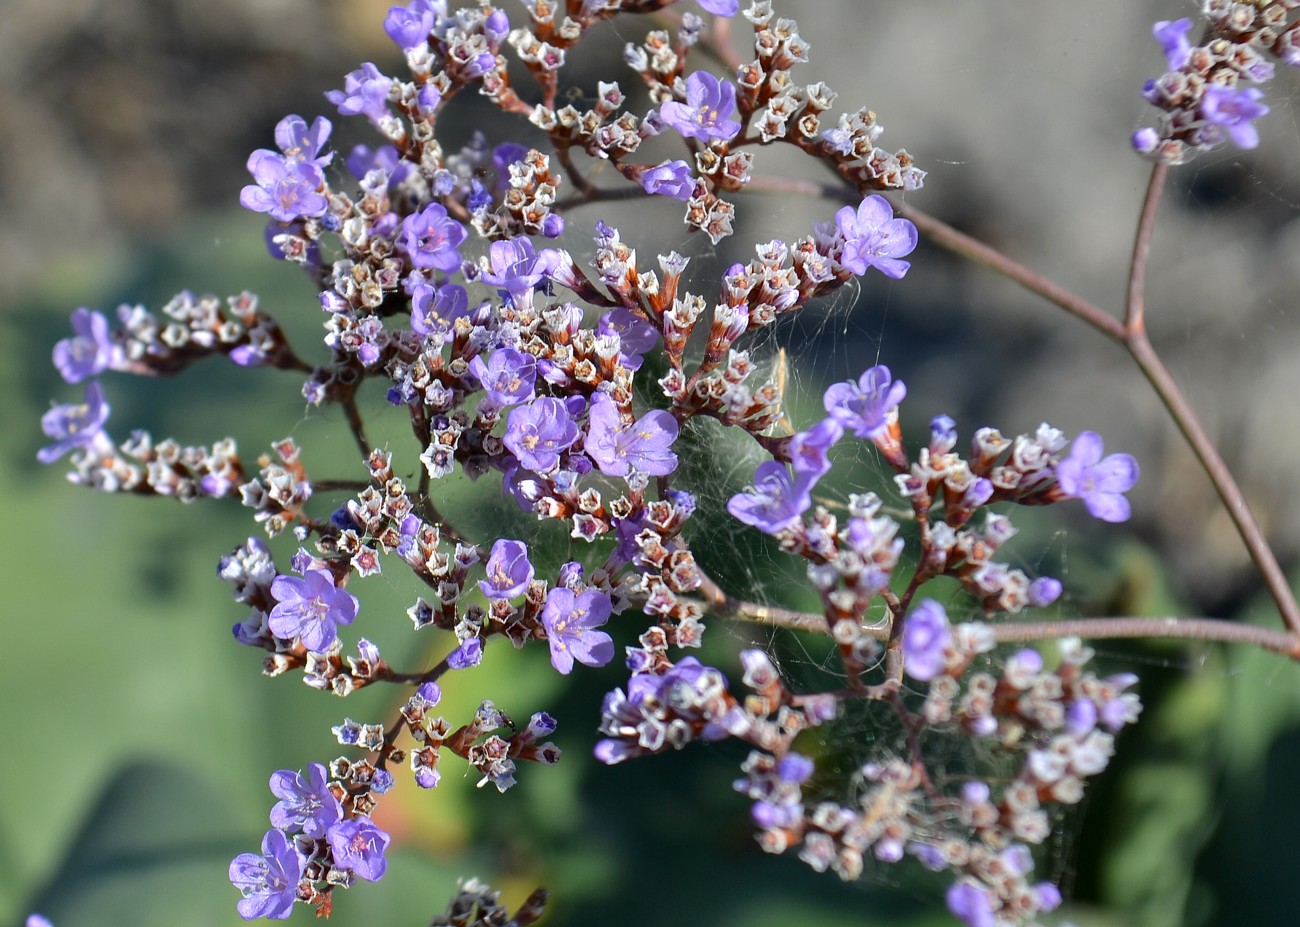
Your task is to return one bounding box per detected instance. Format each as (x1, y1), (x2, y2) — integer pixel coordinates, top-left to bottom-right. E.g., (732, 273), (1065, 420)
(52, 308), (116, 383)
(1202, 84), (1269, 149)
(240, 152), (329, 223)
(788, 417), (844, 479)
(410, 283), (469, 339)
(479, 237), (559, 299)
(727, 461), (812, 535)
(540, 587), (615, 674)
(903, 599), (951, 681)
(946, 880), (995, 927)
(229, 829), (304, 921)
(326, 63), (392, 124)
(834, 195), (917, 279)
(38, 381), (111, 464)
(385, 1), (436, 48)
(640, 160), (696, 200)
(274, 114), (333, 166)
(583, 392), (679, 478)
(1055, 431), (1139, 523)
(478, 538), (535, 599)
(659, 71), (741, 143)
(327, 816), (391, 881)
(268, 763), (342, 838)
(597, 308), (659, 371)
(697, 0), (737, 15)
(823, 365), (906, 439)
(469, 348), (536, 408)
(400, 203), (468, 272)
(1153, 18), (1193, 70)
(504, 396), (580, 473)
(268, 568), (360, 651)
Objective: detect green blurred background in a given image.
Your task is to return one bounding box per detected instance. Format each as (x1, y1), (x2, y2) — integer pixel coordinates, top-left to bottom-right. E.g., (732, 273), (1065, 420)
(5, 2), (1300, 926)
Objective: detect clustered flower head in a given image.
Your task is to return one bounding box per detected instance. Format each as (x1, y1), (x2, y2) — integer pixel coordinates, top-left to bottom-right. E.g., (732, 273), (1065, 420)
(1132, 3), (1300, 163)
(38, 1), (1159, 925)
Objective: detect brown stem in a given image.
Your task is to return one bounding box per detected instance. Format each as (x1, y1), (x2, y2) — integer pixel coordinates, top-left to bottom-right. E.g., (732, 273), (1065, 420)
(1117, 164), (1300, 634)
(341, 395), (371, 462)
(717, 593), (1300, 657)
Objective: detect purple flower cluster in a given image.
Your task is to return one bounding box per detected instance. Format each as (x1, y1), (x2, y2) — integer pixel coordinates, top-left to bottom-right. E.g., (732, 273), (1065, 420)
(268, 566), (359, 652)
(231, 763), (391, 919)
(239, 115), (333, 223)
(1132, 9), (1296, 162)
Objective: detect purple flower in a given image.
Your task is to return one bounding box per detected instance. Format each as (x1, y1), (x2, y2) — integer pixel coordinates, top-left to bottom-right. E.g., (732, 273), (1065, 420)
(583, 391), (680, 478)
(274, 114), (332, 166)
(504, 396), (580, 473)
(478, 539), (534, 599)
(52, 308), (115, 383)
(25, 917), (53, 927)
(823, 365), (906, 439)
(268, 763), (342, 838)
(697, 0), (738, 14)
(1202, 84), (1269, 149)
(945, 881), (995, 927)
(326, 63), (392, 124)
(902, 599), (951, 681)
(640, 160), (696, 200)
(38, 380), (111, 464)
(410, 282), (469, 339)
(385, 2), (436, 48)
(229, 828), (303, 921)
(540, 587), (615, 674)
(727, 461), (813, 534)
(448, 636), (484, 669)
(268, 569), (359, 652)
(327, 816), (391, 882)
(659, 71), (741, 143)
(597, 308), (659, 371)
(1055, 431), (1139, 523)
(469, 347), (537, 408)
(399, 202), (467, 272)
(240, 151), (329, 223)
(834, 194), (917, 279)
(1027, 576), (1062, 607)
(479, 237), (558, 299)
(346, 143), (410, 186)
(1153, 18), (1193, 71)
(788, 417), (844, 479)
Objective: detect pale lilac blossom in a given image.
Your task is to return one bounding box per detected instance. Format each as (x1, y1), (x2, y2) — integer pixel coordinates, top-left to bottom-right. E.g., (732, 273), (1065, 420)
(326, 63), (392, 124)
(823, 365), (906, 439)
(727, 461), (813, 534)
(540, 587), (614, 674)
(504, 396), (580, 473)
(268, 568), (359, 652)
(583, 392), (679, 478)
(640, 160), (696, 200)
(1202, 84), (1269, 149)
(400, 203), (467, 272)
(1153, 18), (1193, 70)
(52, 308), (116, 383)
(38, 381), (111, 464)
(903, 599), (951, 682)
(229, 829), (303, 920)
(834, 194), (917, 279)
(327, 816), (391, 881)
(1055, 431), (1139, 523)
(268, 763), (342, 838)
(478, 539), (535, 599)
(659, 71), (741, 143)
(240, 152), (329, 223)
